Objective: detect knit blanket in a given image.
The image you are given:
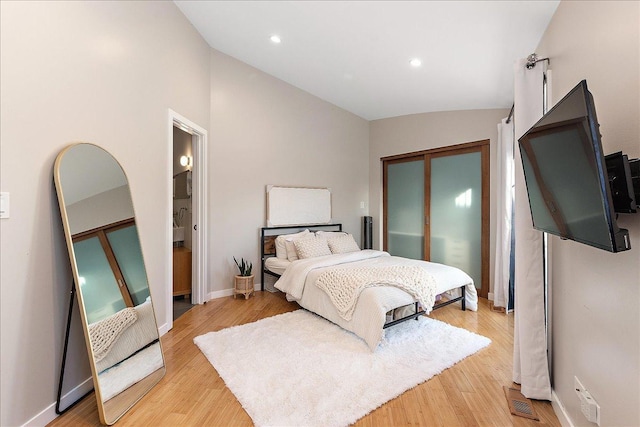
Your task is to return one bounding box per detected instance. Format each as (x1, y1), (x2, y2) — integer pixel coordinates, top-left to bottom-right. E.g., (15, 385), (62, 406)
(89, 307), (138, 362)
(316, 265), (437, 321)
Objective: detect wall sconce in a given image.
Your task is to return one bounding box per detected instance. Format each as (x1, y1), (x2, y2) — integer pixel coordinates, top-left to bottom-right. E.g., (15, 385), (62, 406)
(180, 155), (192, 168)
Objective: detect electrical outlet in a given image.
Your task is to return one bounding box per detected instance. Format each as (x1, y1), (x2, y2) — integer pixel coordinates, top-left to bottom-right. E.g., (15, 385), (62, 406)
(580, 390), (600, 424)
(574, 376), (600, 425)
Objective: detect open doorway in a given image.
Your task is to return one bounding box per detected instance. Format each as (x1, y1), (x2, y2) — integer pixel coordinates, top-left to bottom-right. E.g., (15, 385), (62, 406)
(172, 126), (194, 320)
(166, 109), (207, 332)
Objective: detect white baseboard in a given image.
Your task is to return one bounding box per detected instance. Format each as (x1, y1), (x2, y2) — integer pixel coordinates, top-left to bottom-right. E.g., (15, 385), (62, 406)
(23, 376), (93, 427)
(158, 322), (170, 336)
(206, 283), (263, 302)
(551, 389), (574, 427)
(488, 292), (494, 301)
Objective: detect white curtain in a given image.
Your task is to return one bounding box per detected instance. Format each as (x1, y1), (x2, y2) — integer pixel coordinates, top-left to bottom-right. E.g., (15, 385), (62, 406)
(493, 117), (514, 310)
(512, 57), (552, 400)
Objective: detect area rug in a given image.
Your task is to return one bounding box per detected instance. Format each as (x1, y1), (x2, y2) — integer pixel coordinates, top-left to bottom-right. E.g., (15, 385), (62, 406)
(194, 310), (490, 427)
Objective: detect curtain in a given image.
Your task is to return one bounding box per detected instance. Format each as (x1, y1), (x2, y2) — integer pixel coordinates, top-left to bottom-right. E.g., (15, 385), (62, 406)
(512, 57), (552, 400)
(493, 117), (514, 310)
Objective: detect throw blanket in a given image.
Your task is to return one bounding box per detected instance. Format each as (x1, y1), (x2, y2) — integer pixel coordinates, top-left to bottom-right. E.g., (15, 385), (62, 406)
(275, 250), (391, 300)
(316, 265), (437, 321)
(89, 307), (138, 362)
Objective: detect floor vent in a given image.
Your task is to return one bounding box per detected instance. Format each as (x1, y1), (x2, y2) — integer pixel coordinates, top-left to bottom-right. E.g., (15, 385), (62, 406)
(504, 386), (540, 421)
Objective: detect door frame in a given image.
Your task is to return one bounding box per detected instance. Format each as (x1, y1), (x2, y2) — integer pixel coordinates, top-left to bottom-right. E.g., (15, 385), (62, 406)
(382, 140), (490, 298)
(165, 109), (208, 333)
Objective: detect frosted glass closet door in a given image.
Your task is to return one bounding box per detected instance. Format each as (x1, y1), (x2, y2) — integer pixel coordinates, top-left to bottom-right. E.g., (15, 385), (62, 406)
(107, 225), (150, 306)
(73, 237), (126, 324)
(430, 152), (482, 289)
(386, 159), (424, 259)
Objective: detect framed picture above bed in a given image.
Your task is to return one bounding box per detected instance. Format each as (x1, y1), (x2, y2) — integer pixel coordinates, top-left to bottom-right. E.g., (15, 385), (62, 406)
(266, 185), (331, 226)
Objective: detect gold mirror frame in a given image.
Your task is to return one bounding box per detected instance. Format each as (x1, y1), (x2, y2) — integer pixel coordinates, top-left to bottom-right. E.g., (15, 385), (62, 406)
(54, 143), (165, 424)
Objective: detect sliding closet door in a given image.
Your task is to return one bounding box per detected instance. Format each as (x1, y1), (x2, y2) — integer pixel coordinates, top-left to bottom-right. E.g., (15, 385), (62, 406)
(383, 140), (489, 298)
(429, 150), (485, 294)
(384, 157), (425, 259)
(73, 237), (127, 324)
(106, 224), (150, 306)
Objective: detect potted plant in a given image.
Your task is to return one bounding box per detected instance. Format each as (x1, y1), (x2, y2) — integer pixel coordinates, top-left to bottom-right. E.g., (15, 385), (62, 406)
(233, 257), (254, 299)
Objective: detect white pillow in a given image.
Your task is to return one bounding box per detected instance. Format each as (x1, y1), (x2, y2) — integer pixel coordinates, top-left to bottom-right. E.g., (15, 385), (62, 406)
(315, 230), (347, 240)
(276, 230), (310, 261)
(294, 236), (332, 259)
(282, 229), (311, 262)
(328, 233), (361, 254)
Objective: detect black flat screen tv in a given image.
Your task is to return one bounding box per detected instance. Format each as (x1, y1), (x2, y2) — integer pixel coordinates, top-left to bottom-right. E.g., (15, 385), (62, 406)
(518, 80), (631, 253)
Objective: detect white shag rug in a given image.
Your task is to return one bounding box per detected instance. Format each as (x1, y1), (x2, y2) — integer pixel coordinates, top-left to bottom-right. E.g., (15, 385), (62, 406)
(194, 310), (490, 427)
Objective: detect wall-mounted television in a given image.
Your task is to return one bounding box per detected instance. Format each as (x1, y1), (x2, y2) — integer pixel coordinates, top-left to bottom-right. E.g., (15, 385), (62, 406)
(518, 80), (631, 253)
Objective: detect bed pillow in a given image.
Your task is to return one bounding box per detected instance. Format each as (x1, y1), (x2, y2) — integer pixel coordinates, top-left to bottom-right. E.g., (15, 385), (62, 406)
(275, 230), (309, 260)
(294, 236), (332, 259)
(328, 233), (361, 254)
(283, 229), (311, 262)
(315, 230), (347, 240)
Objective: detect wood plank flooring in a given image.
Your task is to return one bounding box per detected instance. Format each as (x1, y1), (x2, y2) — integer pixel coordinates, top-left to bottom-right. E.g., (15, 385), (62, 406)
(48, 292), (560, 426)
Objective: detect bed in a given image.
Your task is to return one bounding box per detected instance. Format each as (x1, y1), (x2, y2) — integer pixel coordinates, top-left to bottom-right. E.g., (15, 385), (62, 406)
(261, 224), (478, 350)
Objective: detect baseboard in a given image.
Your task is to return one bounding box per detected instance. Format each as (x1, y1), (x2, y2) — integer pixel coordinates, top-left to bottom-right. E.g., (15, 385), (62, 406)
(206, 287), (235, 300)
(551, 388), (574, 427)
(488, 292), (494, 301)
(206, 283), (264, 302)
(23, 376), (93, 427)
(158, 322), (170, 336)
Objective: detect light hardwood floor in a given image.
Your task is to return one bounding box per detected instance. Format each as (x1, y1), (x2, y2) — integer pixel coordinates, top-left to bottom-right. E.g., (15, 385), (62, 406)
(49, 292), (560, 426)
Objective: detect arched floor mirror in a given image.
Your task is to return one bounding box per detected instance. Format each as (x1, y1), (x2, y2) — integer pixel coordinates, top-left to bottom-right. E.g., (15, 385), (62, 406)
(54, 143), (165, 425)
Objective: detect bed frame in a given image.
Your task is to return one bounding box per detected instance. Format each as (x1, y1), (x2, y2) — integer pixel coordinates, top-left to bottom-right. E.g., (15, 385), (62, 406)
(260, 224), (465, 328)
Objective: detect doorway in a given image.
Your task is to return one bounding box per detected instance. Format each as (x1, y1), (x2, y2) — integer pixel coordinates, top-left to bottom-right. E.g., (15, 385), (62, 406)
(166, 110), (207, 332)
(172, 126), (194, 320)
(382, 140), (489, 298)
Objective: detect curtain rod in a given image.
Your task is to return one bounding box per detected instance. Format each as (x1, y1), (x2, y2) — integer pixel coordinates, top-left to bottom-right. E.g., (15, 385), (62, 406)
(506, 104), (514, 124)
(526, 53), (550, 70)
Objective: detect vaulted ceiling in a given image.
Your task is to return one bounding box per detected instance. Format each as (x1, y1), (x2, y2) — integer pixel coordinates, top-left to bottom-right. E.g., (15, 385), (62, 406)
(175, 1), (559, 120)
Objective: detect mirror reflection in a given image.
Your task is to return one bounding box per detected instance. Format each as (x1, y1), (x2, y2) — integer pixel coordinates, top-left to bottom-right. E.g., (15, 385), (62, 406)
(54, 143), (165, 425)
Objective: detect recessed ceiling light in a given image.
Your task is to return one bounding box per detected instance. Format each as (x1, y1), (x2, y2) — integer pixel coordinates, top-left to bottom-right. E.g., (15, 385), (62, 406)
(270, 35), (281, 44)
(410, 58), (422, 67)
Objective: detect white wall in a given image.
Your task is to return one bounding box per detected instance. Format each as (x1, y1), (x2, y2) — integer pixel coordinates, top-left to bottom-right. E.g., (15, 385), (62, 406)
(67, 186), (134, 235)
(0, 1), (210, 425)
(369, 109), (509, 294)
(535, 2), (640, 426)
(209, 49), (370, 293)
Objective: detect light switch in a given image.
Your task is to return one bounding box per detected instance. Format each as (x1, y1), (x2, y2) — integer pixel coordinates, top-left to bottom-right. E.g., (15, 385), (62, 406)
(0, 192), (9, 219)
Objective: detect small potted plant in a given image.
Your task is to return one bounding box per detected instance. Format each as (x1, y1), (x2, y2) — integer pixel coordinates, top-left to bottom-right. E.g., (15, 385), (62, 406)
(233, 257), (254, 299)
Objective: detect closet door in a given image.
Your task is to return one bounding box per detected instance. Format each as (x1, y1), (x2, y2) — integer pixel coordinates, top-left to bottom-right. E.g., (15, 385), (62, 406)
(106, 224), (150, 306)
(383, 156), (425, 259)
(72, 236), (128, 324)
(429, 149), (485, 295)
(383, 141), (489, 298)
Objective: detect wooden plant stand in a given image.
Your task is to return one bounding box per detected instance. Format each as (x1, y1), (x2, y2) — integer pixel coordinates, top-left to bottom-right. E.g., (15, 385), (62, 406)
(234, 275), (254, 299)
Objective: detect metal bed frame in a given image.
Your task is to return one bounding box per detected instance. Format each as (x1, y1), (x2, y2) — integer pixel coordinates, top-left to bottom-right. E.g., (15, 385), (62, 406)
(260, 224), (465, 328)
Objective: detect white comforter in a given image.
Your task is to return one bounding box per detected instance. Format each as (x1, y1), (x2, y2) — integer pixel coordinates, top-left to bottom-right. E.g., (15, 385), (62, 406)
(274, 250), (478, 350)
